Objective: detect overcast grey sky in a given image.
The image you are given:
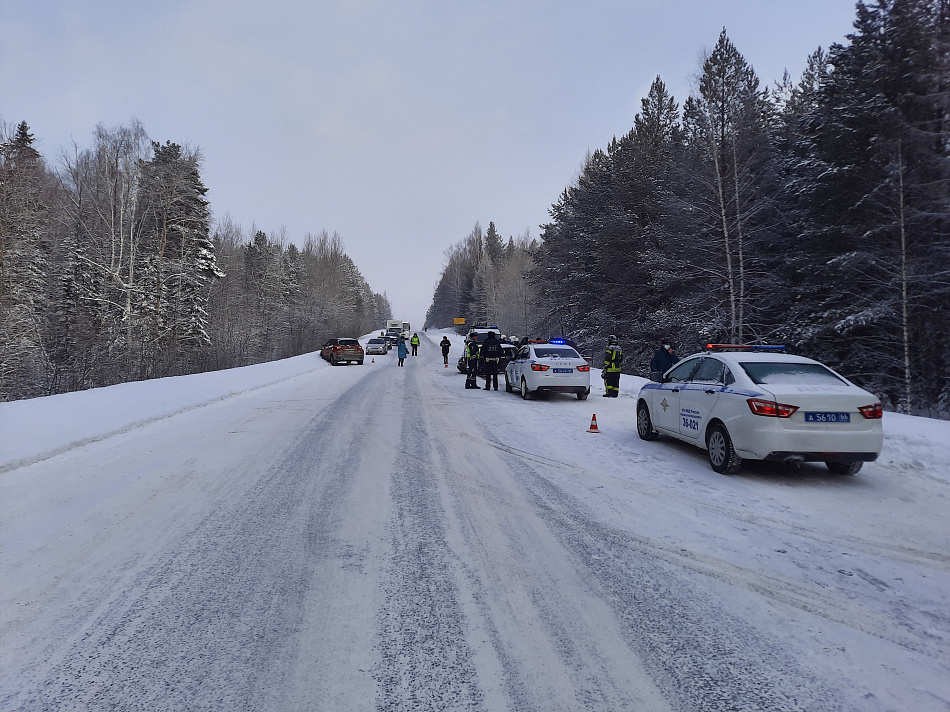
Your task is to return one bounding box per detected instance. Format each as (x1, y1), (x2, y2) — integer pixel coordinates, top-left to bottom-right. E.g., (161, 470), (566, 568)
(1, 0), (859, 326)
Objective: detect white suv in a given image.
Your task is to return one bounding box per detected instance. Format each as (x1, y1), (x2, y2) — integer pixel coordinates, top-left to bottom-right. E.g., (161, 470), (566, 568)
(636, 346), (884, 475)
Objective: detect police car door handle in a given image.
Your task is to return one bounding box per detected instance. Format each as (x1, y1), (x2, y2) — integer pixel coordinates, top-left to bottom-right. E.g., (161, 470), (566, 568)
(670, 388), (680, 393)
(705, 389), (716, 394)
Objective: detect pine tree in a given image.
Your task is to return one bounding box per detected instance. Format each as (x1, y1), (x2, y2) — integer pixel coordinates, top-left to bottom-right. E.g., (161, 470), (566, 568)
(0, 121), (51, 399)
(788, 0), (950, 412)
(681, 30), (779, 344)
(138, 140), (222, 376)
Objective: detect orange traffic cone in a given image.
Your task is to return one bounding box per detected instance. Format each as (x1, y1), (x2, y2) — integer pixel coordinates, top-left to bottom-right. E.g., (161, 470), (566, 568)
(587, 414), (600, 433)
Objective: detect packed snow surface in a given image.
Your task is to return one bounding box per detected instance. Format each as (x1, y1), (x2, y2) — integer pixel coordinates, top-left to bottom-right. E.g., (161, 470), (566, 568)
(2, 329), (949, 711)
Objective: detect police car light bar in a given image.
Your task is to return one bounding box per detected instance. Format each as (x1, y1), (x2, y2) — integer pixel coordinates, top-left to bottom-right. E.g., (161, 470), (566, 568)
(705, 344), (788, 352)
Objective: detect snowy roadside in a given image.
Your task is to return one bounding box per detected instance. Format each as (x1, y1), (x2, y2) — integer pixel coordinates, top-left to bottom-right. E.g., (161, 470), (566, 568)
(3, 330), (949, 484)
(427, 328), (950, 484)
(0, 352), (328, 473)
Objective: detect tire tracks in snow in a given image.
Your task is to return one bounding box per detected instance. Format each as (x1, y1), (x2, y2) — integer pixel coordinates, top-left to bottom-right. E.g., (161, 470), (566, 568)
(466, 433), (950, 665)
(483, 436), (950, 573)
(479, 429), (856, 712)
(372, 364), (484, 712)
(4, 375), (378, 712)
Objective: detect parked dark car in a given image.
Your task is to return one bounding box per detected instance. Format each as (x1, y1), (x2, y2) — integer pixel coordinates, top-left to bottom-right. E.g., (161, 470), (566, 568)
(456, 328), (516, 373)
(320, 338), (364, 365)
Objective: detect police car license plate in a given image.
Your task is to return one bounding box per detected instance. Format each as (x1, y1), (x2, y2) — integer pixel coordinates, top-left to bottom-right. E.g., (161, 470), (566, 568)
(804, 412), (851, 423)
(553, 368), (573, 374)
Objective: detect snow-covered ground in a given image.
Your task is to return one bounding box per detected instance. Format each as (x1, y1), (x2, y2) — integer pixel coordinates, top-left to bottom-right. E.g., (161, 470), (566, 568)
(2, 329), (949, 711)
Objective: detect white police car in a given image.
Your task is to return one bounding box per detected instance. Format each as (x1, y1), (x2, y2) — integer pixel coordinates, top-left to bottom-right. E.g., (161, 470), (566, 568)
(636, 345), (884, 475)
(505, 340), (591, 400)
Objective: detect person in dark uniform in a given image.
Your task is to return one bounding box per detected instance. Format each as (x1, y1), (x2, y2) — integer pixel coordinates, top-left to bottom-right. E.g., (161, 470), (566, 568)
(479, 332), (502, 391)
(602, 335), (623, 397)
(464, 334), (480, 389)
(440, 336), (451, 367)
(650, 340), (678, 381)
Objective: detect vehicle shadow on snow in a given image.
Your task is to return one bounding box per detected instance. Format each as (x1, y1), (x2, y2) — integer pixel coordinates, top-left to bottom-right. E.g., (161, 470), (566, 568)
(652, 436), (873, 488)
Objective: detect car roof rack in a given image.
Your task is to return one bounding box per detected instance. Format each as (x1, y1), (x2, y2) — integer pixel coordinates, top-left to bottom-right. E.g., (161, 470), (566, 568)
(704, 344), (788, 353)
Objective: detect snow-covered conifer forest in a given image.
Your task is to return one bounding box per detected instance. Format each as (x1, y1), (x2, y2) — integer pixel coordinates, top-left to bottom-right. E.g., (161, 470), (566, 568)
(426, 3), (949, 417)
(0, 120), (392, 401)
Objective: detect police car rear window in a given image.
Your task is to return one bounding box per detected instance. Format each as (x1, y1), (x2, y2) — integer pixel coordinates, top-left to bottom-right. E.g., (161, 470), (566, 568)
(534, 346), (580, 358)
(740, 362), (846, 385)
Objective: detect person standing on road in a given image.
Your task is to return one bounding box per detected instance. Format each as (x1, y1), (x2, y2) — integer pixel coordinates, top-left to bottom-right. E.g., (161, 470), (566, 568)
(602, 335), (623, 397)
(440, 336), (451, 367)
(410, 333), (420, 356)
(397, 336), (408, 366)
(650, 340), (678, 381)
(464, 334), (480, 389)
(479, 332), (503, 391)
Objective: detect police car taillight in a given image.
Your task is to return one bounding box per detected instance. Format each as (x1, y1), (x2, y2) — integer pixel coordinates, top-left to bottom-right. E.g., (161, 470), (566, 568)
(859, 403), (883, 419)
(747, 398), (798, 418)
(577, 364), (590, 372)
(530, 363), (549, 371)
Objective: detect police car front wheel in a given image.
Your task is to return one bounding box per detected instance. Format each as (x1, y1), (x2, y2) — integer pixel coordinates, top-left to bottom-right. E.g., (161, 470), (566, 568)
(637, 402), (658, 441)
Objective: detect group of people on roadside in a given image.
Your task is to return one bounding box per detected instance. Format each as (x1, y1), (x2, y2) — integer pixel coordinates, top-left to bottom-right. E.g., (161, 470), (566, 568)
(434, 330), (678, 397)
(600, 337), (678, 397)
(394, 332), (422, 367)
(459, 332), (503, 390)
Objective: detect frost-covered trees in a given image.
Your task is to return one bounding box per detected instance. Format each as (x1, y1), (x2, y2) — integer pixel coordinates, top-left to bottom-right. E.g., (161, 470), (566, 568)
(426, 222), (541, 337)
(0, 120), (387, 400)
(682, 31), (779, 344)
(783, 0), (950, 412)
(529, 6), (948, 414)
(0, 122), (52, 400)
(138, 141), (223, 376)
(54, 125), (222, 383)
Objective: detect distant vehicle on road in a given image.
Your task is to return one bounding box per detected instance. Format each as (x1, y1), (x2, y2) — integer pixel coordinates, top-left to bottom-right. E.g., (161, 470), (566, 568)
(320, 338), (364, 366)
(386, 320), (411, 340)
(365, 338), (388, 356)
(455, 326), (515, 373)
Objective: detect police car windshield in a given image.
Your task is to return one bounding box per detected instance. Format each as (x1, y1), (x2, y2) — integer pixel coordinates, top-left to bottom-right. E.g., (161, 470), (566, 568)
(534, 346), (580, 359)
(740, 362), (847, 385)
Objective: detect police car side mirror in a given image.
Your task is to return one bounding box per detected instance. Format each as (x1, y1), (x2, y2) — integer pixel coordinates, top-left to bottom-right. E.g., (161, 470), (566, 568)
(650, 372), (665, 383)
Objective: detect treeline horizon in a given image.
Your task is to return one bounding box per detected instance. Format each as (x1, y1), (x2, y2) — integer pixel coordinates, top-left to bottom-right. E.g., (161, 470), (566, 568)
(426, 0), (949, 417)
(0, 119), (391, 402)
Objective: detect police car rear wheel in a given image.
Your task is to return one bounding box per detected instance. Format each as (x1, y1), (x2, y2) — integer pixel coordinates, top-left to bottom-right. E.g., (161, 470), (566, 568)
(707, 423), (741, 474)
(826, 460), (862, 475)
(637, 402), (658, 441)
(520, 377), (532, 400)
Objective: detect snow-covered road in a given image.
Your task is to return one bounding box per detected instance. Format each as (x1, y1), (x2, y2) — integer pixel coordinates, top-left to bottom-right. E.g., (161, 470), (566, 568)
(2, 330), (949, 711)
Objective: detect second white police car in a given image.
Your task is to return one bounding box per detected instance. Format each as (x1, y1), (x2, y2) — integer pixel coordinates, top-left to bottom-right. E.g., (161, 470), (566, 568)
(505, 340), (591, 400)
(636, 345), (884, 475)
